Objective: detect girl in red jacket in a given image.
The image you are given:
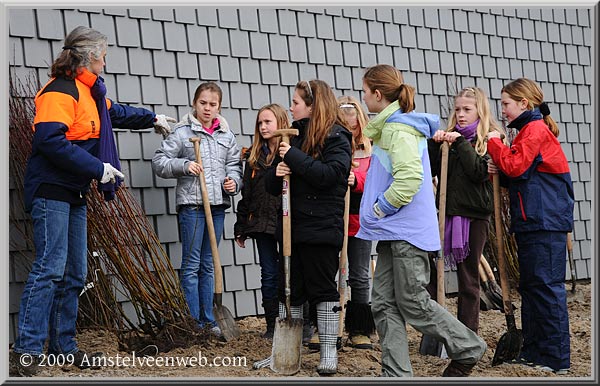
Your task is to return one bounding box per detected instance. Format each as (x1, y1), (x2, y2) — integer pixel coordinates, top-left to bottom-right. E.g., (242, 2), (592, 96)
(338, 95), (376, 349)
(487, 78), (574, 374)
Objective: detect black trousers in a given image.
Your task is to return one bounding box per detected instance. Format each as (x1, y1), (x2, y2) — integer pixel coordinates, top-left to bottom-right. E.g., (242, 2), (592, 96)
(278, 243), (340, 306)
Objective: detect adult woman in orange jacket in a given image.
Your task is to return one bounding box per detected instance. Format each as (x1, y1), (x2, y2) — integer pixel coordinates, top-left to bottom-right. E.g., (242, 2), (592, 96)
(12, 26), (173, 376)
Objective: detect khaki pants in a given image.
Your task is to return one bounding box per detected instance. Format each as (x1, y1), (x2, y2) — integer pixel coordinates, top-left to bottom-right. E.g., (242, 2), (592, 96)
(372, 240), (486, 377)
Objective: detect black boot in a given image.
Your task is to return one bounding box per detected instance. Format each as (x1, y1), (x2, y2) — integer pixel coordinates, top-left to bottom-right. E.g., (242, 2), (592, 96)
(262, 298), (279, 339)
(301, 301), (315, 345)
(345, 301), (376, 349)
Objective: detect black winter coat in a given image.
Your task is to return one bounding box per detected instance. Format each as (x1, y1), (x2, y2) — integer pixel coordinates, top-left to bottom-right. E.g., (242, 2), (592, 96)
(265, 118), (352, 248)
(428, 135), (493, 220)
(234, 147), (281, 238)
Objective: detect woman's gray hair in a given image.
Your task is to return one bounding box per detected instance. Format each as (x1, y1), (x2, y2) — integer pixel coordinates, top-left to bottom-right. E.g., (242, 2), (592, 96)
(51, 26), (108, 79)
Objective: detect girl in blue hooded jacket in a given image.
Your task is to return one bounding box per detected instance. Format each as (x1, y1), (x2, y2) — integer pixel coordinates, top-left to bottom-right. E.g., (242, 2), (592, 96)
(357, 64), (486, 377)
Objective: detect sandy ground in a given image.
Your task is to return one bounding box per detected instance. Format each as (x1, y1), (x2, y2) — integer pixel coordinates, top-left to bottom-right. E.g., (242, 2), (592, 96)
(13, 282), (592, 380)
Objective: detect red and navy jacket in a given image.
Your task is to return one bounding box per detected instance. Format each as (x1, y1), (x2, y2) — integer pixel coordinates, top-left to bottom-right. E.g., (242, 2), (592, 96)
(23, 68), (156, 211)
(487, 114), (574, 233)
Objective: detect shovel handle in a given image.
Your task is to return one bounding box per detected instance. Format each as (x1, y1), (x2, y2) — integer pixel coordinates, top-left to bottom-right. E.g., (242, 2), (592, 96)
(338, 187), (350, 337)
(566, 232), (576, 292)
(493, 173), (513, 315)
(279, 132), (295, 319)
(190, 138), (224, 298)
(436, 142), (449, 308)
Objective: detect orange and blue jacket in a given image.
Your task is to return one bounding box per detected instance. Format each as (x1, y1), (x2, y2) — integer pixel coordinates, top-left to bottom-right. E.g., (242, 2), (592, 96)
(24, 68), (156, 211)
(487, 118), (574, 233)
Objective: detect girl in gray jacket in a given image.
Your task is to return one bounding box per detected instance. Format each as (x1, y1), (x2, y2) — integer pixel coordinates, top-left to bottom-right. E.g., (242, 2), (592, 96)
(152, 82), (242, 337)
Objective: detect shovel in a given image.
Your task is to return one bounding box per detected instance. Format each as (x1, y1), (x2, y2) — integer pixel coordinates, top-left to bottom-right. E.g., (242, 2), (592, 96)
(480, 255), (508, 311)
(270, 128), (303, 375)
(479, 262), (503, 311)
(337, 187), (351, 347)
(566, 232), (584, 302)
(190, 137), (241, 341)
(419, 141), (449, 358)
(491, 173), (523, 365)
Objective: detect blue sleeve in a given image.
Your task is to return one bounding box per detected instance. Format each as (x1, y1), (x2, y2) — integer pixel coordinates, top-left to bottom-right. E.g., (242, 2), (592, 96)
(33, 121), (104, 179)
(376, 193), (400, 215)
(109, 101), (156, 130)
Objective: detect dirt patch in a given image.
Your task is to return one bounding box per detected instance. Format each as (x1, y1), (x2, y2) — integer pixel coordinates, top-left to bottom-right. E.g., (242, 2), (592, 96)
(28, 282), (591, 379)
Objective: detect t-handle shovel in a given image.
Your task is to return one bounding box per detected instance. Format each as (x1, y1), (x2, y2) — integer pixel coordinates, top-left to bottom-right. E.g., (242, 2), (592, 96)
(419, 141), (449, 358)
(190, 137), (241, 341)
(269, 128), (302, 375)
(491, 173), (523, 365)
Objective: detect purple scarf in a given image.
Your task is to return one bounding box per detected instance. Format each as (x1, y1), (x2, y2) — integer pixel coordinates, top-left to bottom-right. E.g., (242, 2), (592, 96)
(444, 216), (471, 269)
(91, 75), (121, 201)
(442, 119), (479, 268)
(454, 119), (479, 141)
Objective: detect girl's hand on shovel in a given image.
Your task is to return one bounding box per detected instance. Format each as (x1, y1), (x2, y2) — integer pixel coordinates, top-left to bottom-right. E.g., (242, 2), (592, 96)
(223, 176), (237, 193)
(348, 171), (356, 187)
(276, 162), (291, 177)
(235, 235), (246, 248)
(278, 141), (291, 158)
(188, 161), (203, 176)
(487, 158), (499, 175)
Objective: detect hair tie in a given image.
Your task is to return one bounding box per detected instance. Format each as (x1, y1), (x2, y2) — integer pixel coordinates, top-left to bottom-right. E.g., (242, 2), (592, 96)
(539, 102), (550, 117)
(62, 45), (75, 50)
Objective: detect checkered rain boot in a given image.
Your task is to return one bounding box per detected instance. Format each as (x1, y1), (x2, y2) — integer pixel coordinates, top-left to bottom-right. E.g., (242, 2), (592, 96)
(252, 302), (303, 369)
(316, 301), (339, 375)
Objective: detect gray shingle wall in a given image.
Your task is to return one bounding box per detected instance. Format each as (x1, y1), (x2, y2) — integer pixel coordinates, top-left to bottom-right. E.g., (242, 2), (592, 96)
(8, 7), (593, 340)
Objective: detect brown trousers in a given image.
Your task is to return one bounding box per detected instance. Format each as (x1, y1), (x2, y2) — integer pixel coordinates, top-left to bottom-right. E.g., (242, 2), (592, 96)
(426, 218), (489, 333)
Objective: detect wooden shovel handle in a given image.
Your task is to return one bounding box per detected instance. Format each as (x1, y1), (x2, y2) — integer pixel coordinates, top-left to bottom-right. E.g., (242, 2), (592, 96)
(338, 187), (350, 337)
(436, 142), (449, 308)
(493, 173), (513, 315)
(190, 138), (223, 297)
(480, 255), (497, 283)
(478, 262), (489, 283)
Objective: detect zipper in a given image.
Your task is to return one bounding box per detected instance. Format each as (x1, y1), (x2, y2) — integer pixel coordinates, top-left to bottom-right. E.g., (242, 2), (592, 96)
(517, 191), (527, 221)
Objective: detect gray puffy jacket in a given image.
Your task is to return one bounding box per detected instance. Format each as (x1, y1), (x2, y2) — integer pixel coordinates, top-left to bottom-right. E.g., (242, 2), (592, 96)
(151, 113), (243, 211)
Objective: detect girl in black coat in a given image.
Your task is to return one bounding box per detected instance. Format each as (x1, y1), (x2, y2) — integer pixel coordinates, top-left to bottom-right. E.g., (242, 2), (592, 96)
(427, 87), (504, 333)
(254, 80), (352, 375)
(234, 104), (289, 339)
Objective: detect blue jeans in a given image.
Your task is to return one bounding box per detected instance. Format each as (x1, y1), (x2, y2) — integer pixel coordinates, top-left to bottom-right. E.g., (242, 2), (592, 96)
(178, 206), (225, 328)
(254, 233), (279, 301)
(14, 198), (87, 356)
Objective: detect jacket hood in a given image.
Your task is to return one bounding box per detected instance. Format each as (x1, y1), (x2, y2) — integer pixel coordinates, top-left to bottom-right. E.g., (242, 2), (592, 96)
(174, 112), (230, 132)
(364, 101), (440, 139)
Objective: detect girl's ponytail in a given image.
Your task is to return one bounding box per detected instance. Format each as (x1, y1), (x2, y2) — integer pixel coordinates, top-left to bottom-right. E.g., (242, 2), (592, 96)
(398, 84), (416, 113)
(544, 115), (560, 137)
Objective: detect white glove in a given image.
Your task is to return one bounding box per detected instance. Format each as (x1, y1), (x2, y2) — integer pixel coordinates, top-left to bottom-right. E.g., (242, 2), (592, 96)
(101, 163), (125, 184)
(373, 202), (386, 219)
(154, 114), (176, 137)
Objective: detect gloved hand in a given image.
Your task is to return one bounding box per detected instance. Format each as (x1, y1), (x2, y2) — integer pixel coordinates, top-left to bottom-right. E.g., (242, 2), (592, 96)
(373, 193), (399, 219)
(154, 114), (176, 137)
(101, 163), (125, 184)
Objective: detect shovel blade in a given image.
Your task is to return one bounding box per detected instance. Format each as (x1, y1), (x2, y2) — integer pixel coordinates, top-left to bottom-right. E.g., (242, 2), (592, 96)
(214, 305), (241, 341)
(492, 329), (523, 366)
(419, 334), (448, 359)
(271, 317), (303, 375)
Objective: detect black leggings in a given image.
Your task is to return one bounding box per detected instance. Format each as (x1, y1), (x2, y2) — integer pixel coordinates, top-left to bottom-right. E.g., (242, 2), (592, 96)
(278, 243), (340, 306)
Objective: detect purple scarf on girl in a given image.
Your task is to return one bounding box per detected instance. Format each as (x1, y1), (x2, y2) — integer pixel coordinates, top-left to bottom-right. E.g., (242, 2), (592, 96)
(443, 119), (479, 269)
(90, 75), (121, 201)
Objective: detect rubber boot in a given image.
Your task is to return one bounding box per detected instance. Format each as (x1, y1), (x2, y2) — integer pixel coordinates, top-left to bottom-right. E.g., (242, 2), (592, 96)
(252, 302), (303, 369)
(262, 298), (279, 339)
(316, 301), (339, 375)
